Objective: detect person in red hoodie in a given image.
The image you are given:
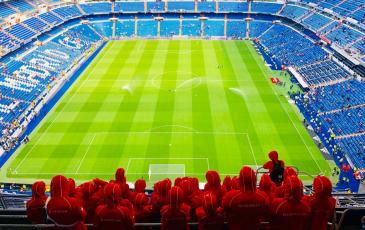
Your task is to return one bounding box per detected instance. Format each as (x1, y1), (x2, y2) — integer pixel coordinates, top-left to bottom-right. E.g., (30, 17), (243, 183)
(130, 179), (147, 202)
(68, 178), (76, 198)
(196, 193), (224, 230)
(78, 181), (99, 223)
(161, 186), (190, 230)
(26, 181), (47, 224)
(133, 192), (153, 230)
(303, 176), (336, 230)
(179, 178), (202, 221)
(93, 183), (134, 230)
(275, 167), (298, 198)
(46, 175), (86, 230)
(222, 166), (269, 230)
(151, 179), (172, 213)
(263, 150), (285, 184)
(222, 176), (232, 192)
(110, 168), (130, 200)
(270, 175), (311, 230)
(258, 173), (276, 201)
(204, 171), (225, 205)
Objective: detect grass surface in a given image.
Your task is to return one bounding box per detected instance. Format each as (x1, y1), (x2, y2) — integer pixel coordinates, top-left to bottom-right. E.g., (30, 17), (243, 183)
(1, 40), (331, 185)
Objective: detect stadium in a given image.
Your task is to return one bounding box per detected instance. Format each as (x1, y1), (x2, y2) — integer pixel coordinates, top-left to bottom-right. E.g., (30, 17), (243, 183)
(0, 0), (364, 228)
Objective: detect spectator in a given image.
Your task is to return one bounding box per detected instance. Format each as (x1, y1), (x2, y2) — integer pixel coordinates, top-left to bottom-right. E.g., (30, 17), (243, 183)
(78, 181), (98, 223)
(110, 168), (130, 199)
(133, 192), (153, 230)
(93, 183), (134, 230)
(258, 173), (276, 201)
(179, 178), (202, 221)
(270, 176), (310, 230)
(263, 150), (285, 184)
(204, 170), (226, 204)
(130, 179), (147, 202)
(196, 193), (224, 230)
(68, 178), (76, 198)
(304, 176), (336, 230)
(161, 186), (190, 230)
(151, 179), (172, 214)
(46, 175), (87, 230)
(26, 181), (47, 224)
(222, 166), (269, 230)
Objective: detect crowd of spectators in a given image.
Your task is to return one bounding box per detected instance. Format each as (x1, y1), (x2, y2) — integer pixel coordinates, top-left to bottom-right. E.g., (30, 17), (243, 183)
(25, 151), (336, 230)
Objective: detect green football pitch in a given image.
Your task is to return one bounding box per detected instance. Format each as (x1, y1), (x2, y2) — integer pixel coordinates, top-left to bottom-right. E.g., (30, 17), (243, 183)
(1, 40), (331, 185)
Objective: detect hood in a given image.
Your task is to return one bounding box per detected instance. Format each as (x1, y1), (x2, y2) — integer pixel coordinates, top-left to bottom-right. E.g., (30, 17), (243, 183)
(285, 176), (303, 202)
(104, 183), (121, 207)
(174, 177), (182, 187)
(268, 150), (279, 163)
(158, 179), (172, 196)
(180, 179), (193, 198)
(205, 170), (221, 189)
(259, 173), (274, 194)
(134, 192), (149, 209)
(68, 178), (76, 196)
(190, 178), (199, 192)
(169, 186), (184, 209)
(231, 176), (240, 190)
(134, 179), (146, 193)
(223, 176), (232, 191)
(31, 181), (46, 199)
(239, 166), (256, 192)
(51, 175), (69, 198)
(284, 167), (297, 179)
(82, 181), (97, 198)
(202, 192), (218, 214)
(115, 168), (126, 184)
(313, 176), (332, 198)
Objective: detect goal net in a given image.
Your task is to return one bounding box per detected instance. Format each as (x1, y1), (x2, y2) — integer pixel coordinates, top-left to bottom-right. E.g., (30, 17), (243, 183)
(148, 164), (185, 182)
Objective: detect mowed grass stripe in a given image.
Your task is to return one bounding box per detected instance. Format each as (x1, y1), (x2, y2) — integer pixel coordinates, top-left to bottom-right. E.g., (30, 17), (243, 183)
(141, 41), (180, 179)
(170, 41), (194, 171)
(213, 41), (259, 169)
(77, 41), (148, 176)
(227, 42), (291, 163)
(122, 41), (171, 177)
(191, 40), (218, 174)
(202, 41), (247, 173)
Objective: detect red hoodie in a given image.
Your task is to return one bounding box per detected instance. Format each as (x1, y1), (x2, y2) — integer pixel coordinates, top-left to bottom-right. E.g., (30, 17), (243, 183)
(204, 171), (225, 205)
(133, 192), (153, 230)
(68, 179), (76, 198)
(161, 186), (191, 230)
(46, 175), (86, 230)
(27, 181), (47, 224)
(151, 179), (172, 213)
(93, 183), (134, 230)
(270, 176), (311, 230)
(303, 176), (336, 230)
(222, 176), (232, 192)
(262, 151), (284, 173)
(275, 167), (298, 198)
(196, 193), (224, 230)
(130, 179), (147, 202)
(258, 173), (276, 201)
(110, 168), (130, 199)
(78, 181), (99, 223)
(179, 178), (203, 221)
(222, 166), (269, 230)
